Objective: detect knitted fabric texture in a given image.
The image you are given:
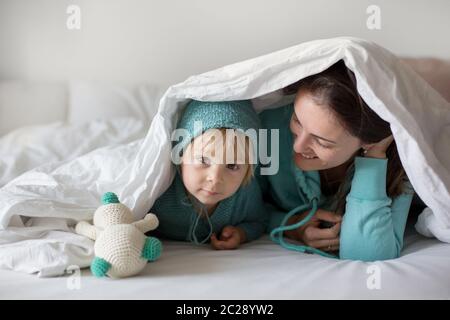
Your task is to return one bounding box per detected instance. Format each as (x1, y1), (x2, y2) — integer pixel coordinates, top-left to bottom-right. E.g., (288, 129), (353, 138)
(102, 192), (119, 205)
(94, 224), (149, 278)
(141, 237), (163, 261)
(258, 104), (336, 258)
(91, 257), (111, 277)
(151, 172), (268, 244)
(93, 203), (134, 227)
(75, 192), (162, 278)
(175, 100), (261, 153)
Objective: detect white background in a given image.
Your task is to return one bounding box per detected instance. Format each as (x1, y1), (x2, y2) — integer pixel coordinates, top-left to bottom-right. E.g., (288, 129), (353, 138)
(1, 0), (449, 87)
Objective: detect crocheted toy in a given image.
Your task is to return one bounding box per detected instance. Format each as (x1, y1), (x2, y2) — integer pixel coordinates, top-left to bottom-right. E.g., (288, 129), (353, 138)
(75, 192), (162, 278)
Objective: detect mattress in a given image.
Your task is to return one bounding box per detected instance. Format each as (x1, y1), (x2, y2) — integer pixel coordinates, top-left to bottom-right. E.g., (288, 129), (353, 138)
(1, 222), (449, 300)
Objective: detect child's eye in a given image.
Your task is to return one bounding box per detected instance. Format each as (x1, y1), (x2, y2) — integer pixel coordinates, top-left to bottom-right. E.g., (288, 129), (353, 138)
(226, 164), (240, 171)
(202, 157), (211, 165)
(196, 156), (210, 165)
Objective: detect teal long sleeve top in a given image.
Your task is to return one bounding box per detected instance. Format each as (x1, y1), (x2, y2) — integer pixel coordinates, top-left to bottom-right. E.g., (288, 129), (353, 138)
(150, 171), (268, 244)
(257, 104), (414, 261)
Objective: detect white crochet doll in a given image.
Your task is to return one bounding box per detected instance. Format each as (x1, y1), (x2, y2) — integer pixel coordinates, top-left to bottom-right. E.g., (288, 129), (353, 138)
(75, 192), (162, 278)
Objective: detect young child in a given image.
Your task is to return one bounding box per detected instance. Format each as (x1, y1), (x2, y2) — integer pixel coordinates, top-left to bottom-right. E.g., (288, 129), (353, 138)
(150, 100), (268, 250)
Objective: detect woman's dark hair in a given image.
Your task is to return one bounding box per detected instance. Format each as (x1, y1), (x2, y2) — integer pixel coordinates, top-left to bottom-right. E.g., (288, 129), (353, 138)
(284, 60), (408, 214)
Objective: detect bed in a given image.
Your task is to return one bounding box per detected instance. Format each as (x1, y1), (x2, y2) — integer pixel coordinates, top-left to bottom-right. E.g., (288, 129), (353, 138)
(1, 219), (449, 300)
(1, 50), (449, 300)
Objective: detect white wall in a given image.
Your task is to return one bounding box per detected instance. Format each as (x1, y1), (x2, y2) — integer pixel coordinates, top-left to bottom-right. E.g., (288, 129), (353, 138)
(0, 0), (449, 87)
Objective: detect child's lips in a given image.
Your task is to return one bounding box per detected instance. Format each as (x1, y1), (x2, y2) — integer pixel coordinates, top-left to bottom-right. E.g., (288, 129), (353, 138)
(201, 189), (220, 196)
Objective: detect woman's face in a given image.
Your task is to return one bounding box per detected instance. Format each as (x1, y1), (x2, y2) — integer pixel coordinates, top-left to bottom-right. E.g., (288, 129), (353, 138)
(290, 90), (363, 171)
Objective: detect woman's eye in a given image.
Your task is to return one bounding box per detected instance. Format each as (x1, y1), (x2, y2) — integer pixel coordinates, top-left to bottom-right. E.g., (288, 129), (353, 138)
(226, 164), (240, 171)
(316, 140), (331, 149)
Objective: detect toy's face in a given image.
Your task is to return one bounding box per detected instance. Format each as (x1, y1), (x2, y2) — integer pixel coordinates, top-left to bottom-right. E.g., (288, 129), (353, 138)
(93, 204), (134, 228)
(180, 132), (250, 214)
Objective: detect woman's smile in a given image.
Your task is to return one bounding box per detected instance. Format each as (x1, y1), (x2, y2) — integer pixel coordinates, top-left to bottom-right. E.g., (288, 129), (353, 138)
(300, 152), (318, 159)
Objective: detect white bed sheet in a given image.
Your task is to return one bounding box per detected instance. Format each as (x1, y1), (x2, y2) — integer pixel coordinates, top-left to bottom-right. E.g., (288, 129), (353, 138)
(1, 224), (449, 300)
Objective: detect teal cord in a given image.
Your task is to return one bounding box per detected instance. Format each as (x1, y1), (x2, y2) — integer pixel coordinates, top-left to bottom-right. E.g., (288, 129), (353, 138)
(270, 198), (338, 259)
(190, 205), (213, 245)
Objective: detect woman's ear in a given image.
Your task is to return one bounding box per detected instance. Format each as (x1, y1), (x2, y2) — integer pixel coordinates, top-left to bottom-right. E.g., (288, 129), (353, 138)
(361, 143), (376, 153)
(361, 136), (394, 158)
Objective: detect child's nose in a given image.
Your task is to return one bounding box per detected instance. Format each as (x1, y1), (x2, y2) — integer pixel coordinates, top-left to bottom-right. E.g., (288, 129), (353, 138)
(207, 165), (224, 184)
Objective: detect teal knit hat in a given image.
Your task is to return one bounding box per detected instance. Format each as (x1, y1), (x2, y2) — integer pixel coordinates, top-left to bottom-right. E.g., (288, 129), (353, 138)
(175, 100), (260, 154)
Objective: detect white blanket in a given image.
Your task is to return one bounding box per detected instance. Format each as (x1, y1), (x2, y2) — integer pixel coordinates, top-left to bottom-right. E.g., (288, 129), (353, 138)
(1, 37), (449, 277)
(0, 117), (147, 187)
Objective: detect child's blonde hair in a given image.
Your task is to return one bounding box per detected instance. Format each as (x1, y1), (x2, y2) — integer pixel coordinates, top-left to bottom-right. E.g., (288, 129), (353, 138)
(186, 128), (255, 186)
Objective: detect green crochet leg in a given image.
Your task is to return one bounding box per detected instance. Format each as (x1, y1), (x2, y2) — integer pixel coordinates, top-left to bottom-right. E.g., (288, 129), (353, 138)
(91, 257), (111, 278)
(141, 237), (162, 262)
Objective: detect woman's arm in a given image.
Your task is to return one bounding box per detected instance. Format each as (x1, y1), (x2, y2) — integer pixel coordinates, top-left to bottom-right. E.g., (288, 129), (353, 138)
(339, 157), (414, 261)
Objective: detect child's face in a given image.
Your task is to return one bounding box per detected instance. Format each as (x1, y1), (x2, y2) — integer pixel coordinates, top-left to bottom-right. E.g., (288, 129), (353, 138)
(180, 132), (250, 211)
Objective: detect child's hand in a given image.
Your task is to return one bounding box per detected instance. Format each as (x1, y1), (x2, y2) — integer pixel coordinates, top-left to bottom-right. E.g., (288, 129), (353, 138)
(210, 226), (246, 250)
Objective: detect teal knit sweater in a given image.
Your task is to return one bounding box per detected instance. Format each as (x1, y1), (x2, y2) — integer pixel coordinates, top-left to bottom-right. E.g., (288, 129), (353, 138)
(150, 171), (268, 244)
(258, 104), (414, 261)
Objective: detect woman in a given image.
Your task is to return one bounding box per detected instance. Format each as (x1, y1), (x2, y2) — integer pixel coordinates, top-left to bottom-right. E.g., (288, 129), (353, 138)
(258, 60), (414, 261)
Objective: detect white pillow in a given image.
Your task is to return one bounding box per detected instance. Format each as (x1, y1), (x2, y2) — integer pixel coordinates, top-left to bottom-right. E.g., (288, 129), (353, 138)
(0, 81), (67, 137)
(68, 82), (150, 124)
(136, 83), (168, 122)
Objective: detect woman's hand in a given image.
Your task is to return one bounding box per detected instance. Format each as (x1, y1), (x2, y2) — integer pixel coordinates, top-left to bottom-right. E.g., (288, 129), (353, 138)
(210, 226), (246, 250)
(284, 209), (342, 251)
(364, 135), (394, 159)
